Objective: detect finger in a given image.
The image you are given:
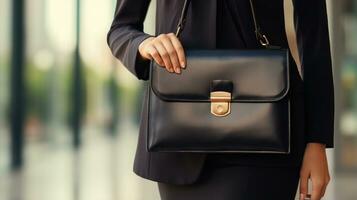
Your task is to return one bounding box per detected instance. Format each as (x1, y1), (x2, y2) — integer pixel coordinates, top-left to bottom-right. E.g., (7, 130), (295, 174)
(146, 45), (164, 67)
(299, 173), (309, 200)
(167, 33), (186, 68)
(154, 41), (174, 73)
(320, 184), (327, 198)
(320, 176), (330, 197)
(311, 179), (324, 200)
(160, 34), (181, 73)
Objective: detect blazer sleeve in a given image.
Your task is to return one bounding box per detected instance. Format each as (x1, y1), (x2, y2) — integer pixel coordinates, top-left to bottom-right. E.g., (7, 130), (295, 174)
(292, 0), (335, 148)
(107, 0), (154, 80)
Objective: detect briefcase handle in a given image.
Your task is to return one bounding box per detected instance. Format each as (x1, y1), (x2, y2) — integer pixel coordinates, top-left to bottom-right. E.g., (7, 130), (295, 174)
(175, 0), (271, 48)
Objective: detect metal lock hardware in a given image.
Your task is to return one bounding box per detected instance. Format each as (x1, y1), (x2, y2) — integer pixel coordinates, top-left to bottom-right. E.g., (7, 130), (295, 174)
(210, 91), (231, 117)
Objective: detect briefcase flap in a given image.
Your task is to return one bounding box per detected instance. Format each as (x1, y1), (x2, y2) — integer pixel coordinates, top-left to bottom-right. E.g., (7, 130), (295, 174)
(150, 49), (289, 102)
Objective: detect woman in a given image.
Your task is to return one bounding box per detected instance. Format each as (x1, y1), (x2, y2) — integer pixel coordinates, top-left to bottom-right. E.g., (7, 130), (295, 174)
(107, 0), (334, 199)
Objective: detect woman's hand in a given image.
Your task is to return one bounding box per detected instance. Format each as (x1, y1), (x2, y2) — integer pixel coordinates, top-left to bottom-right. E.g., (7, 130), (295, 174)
(299, 143), (331, 200)
(138, 33), (186, 74)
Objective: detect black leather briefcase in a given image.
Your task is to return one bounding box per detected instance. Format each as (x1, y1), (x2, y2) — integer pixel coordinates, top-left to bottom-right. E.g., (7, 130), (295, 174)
(147, 0), (291, 154)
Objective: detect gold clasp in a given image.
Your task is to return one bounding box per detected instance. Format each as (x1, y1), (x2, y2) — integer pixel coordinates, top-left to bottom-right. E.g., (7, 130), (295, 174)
(210, 91), (231, 117)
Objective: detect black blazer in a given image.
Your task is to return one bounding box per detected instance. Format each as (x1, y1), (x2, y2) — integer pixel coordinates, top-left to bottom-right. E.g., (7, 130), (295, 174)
(107, 0), (334, 185)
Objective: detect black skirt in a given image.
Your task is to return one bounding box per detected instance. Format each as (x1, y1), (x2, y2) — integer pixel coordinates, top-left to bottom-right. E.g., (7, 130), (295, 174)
(158, 162), (300, 200)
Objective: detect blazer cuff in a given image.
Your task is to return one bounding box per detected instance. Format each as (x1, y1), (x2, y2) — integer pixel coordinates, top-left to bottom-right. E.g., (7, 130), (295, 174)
(306, 132), (334, 148)
(132, 34), (154, 80)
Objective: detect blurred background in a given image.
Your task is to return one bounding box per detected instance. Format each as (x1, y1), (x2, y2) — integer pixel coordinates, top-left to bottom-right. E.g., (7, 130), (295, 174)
(0, 0), (356, 200)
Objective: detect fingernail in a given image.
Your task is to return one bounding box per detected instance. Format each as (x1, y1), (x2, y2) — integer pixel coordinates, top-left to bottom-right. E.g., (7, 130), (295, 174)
(181, 62), (186, 68)
(169, 68), (174, 73)
(176, 68), (181, 74)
